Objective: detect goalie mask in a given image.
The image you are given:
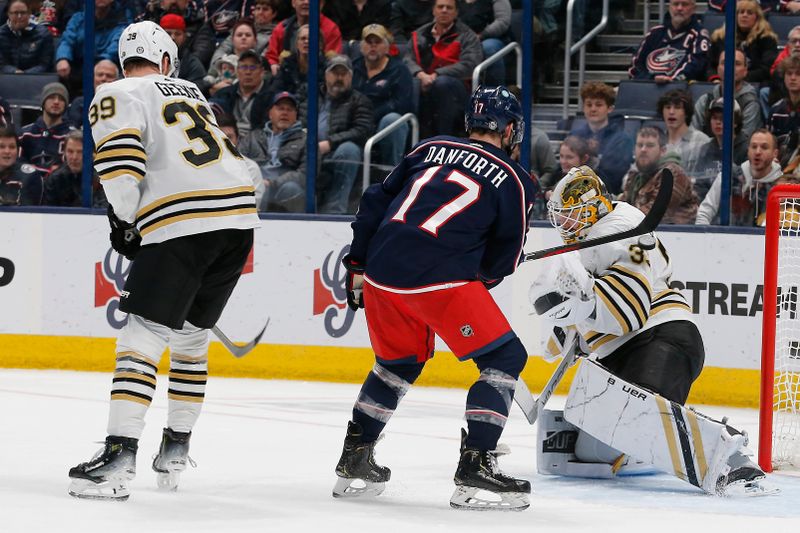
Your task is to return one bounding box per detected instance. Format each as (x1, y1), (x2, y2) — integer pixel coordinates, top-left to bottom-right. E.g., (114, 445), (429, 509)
(118, 21), (179, 77)
(547, 166), (613, 243)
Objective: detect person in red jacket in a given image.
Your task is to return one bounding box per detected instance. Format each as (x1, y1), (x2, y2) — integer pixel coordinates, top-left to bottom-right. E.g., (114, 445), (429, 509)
(264, 0), (342, 75)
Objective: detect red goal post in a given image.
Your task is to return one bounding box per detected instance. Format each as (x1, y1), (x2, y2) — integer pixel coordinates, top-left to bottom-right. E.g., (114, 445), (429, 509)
(759, 184), (800, 473)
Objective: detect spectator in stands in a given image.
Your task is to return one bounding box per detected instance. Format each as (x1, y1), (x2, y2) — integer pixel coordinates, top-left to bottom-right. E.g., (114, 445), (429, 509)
(658, 89), (709, 169)
(211, 50), (273, 137)
(763, 24), (800, 115)
(457, 0), (511, 86)
(214, 113), (267, 209)
(629, 0), (709, 83)
(569, 81), (634, 195)
(708, 1), (780, 13)
(0, 96), (12, 128)
(692, 49), (762, 142)
(782, 1), (800, 14)
(138, 0), (215, 68)
(688, 98), (749, 200)
(205, 54), (240, 97)
(707, 0), (778, 84)
(66, 60), (119, 126)
(211, 18), (267, 74)
(43, 130), (108, 207)
(205, 0), (245, 42)
(696, 128), (782, 225)
(19, 82), (74, 173)
(621, 126), (698, 223)
(0, 0), (55, 73)
(768, 55), (800, 164)
(390, 0), (434, 44)
(238, 92), (307, 212)
(315, 54), (374, 213)
(530, 134), (594, 220)
(324, 0), (391, 42)
(159, 14), (208, 91)
(269, 24), (327, 121)
(352, 24), (413, 169)
(265, 0), (342, 76)
(55, 0), (130, 95)
(404, 0), (482, 138)
(530, 126), (559, 193)
(251, 0), (280, 45)
(0, 126), (43, 206)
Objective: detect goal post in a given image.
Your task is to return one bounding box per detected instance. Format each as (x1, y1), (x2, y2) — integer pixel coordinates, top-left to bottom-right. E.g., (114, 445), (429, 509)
(759, 184), (800, 473)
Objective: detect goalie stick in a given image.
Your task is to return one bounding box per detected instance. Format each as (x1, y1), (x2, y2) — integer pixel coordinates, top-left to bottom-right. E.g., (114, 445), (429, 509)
(522, 168), (673, 262)
(211, 318), (270, 358)
(514, 329), (581, 424)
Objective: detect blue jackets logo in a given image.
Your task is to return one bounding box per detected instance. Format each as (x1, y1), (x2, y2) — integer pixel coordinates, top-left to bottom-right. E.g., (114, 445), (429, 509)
(94, 248), (131, 329)
(313, 247), (355, 337)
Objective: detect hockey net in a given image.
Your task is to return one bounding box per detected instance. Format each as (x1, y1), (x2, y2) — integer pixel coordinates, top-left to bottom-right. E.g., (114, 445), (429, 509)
(759, 184), (800, 473)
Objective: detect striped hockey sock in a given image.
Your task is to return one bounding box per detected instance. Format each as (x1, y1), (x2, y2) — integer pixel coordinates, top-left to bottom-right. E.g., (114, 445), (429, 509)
(167, 354), (208, 433)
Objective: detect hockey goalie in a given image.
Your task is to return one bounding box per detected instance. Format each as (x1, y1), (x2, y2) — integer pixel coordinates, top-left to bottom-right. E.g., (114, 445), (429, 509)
(528, 166), (775, 497)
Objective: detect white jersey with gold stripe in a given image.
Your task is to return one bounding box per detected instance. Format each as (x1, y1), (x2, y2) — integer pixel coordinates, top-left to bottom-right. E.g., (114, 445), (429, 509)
(562, 202), (694, 359)
(90, 74), (260, 245)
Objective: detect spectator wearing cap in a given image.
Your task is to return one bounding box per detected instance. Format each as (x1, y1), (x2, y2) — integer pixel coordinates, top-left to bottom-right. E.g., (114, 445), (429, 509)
(0, 127), (43, 206)
(404, 0), (482, 138)
(390, 0), (434, 44)
(269, 24), (328, 120)
(138, 0), (215, 68)
(55, 0), (130, 95)
(768, 55), (800, 163)
(160, 13), (208, 92)
(265, 0), (343, 76)
(214, 113), (267, 209)
(66, 60), (119, 126)
(43, 129), (108, 207)
(457, 0), (512, 86)
(314, 54), (375, 213)
(238, 91), (308, 212)
(352, 23), (414, 170)
(19, 82), (75, 174)
(0, 0), (55, 73)
(209, 19), (262, 85)
(323, 0), (391, 42)
(211, 49), (274, 137)
(658, 89), (708, 170)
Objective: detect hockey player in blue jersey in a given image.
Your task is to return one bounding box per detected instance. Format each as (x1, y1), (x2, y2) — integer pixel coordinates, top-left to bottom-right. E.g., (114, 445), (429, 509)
(331, 86), (539, 511)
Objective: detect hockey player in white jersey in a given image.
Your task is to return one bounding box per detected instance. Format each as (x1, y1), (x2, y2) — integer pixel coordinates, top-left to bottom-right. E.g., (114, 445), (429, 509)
(529, 166), (774, 496)
(68, 21), (260, 501)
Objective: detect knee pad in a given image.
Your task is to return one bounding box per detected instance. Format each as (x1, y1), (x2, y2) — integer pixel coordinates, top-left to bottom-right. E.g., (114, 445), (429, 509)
(117, 314), (170, 363)
(169, 321), (209, 358)
(475, 336), (527, 378)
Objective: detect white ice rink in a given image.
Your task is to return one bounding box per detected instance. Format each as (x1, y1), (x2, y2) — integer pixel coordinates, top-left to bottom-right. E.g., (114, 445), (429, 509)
(2, 369), (799, 533)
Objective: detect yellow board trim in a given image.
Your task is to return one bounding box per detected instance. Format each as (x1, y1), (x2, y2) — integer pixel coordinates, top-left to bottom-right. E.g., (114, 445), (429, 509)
(686, 409), (709, 482)
(0, 334), (761, 407)
(655, 396), (686, 481)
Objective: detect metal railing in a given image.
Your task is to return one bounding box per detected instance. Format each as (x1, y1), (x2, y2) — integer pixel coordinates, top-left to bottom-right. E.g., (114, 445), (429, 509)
(472, 42), (522, 92)
(643, 0), (666, 34)
(562, 0), (609, 119)
(362, 113), (419, 192)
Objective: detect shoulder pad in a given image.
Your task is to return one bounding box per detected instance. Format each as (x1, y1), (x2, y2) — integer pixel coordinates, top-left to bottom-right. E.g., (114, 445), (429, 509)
(19, 164), (36, 174)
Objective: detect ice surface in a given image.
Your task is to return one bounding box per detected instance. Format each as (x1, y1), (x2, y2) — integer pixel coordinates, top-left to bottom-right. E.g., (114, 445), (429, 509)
(1, 369), (799, 532)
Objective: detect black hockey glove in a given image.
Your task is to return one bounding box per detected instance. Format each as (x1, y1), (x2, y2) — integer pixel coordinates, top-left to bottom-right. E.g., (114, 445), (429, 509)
(342, 253), (365, 311)
(107, 205), (141, 261)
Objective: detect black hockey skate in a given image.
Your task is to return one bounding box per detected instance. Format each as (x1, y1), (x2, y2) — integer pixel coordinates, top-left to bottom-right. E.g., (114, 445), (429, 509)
(68, 436), (138, 501)
(450, 429), (531, 511)
(152, 427), (194, 491)
(716, 451), (777, 497)
(332, 421), (391, 498)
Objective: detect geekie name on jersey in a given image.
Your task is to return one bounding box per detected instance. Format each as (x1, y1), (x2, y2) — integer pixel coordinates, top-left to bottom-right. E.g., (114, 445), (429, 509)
(153, 80), (203, 101)
(422, 145), (509, 188)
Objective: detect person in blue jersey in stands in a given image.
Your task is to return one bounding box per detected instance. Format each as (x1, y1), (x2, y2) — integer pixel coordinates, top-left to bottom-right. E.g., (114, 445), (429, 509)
(331, 85), (538, 511)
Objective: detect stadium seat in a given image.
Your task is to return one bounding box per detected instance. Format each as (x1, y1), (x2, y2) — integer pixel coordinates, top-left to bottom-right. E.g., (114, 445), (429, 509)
(623, 117), (643, 139)
(510, 9), (523, 44)
(767, 14), (800, 46)
(614, 80), (688, 119)
(688, 81), (716, 105)
(0, 73), (59, 108)
(702, 12), (725, 35)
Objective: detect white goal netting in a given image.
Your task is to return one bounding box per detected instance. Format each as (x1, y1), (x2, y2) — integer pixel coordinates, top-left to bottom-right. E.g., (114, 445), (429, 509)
(771, 201), (800, 469)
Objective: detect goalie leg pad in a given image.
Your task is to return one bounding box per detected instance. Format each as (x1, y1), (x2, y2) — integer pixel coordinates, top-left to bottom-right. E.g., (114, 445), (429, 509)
(537, 409), (615, 478)
(564, 359), (762, 494)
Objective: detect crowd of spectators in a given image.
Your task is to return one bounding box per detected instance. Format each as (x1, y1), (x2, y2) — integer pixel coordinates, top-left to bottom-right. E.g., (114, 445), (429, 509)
(1, 0), (800, 226)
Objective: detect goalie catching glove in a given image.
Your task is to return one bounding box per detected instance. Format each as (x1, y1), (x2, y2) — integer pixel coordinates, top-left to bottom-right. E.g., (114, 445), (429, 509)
(529, 252), (595, 327)
(342, 254), (365, 311)
(107, 205), (141, 260)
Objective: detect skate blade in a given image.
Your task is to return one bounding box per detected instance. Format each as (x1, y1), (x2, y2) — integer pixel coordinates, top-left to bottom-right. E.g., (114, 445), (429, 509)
(332, 476), (385, 498)
(449, 486), (530, 511)
(156, 472), (181, 492)
(68, 478), (130, 501)
(719, 478), (781, 498)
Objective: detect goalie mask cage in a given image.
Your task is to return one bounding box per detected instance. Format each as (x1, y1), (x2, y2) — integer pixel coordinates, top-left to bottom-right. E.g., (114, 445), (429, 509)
(759, 184), (800, 473)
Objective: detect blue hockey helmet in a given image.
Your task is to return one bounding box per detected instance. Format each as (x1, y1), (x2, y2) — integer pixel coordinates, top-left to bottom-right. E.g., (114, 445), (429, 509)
(465, 85), (524, 146)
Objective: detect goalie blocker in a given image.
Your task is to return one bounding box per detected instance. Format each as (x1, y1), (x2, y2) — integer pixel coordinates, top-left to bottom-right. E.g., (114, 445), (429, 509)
(536, 359), (776, 496)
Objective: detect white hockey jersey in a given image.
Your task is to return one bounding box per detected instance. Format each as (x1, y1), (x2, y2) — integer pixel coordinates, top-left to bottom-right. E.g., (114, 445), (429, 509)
(554, 202), (694, 359)
(90, 74), (260, 245)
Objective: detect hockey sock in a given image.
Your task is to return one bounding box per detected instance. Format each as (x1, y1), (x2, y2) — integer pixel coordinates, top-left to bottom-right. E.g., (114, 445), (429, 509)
(167, 354), (208, 433)
(353, 361), (424, 443)
(466, 338), (526, 451)
(107, 351), (158, 439)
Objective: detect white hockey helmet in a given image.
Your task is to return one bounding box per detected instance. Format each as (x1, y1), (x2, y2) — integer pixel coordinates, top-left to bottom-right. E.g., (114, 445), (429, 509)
(118, 21), (179, 77)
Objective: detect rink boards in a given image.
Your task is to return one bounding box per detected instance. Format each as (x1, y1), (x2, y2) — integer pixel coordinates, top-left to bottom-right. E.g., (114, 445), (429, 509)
(0, 211), (767, 406)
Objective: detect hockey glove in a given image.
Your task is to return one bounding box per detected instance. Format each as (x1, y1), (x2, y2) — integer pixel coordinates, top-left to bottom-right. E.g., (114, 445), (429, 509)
(342, 253), (365, 311)
(107, 205), (141, 261)
(529, 253), (595, 327)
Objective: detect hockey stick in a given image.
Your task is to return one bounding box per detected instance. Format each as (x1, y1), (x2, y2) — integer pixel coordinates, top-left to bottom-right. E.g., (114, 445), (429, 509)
(514, 329), (581, 425)
(211, 318), (270, 358)
(522, 168), (674, 262)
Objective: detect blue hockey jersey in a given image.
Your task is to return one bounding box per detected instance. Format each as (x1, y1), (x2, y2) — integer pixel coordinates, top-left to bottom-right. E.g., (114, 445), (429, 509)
(349, 135), (538, 291)
(629, 14), (709, 81)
